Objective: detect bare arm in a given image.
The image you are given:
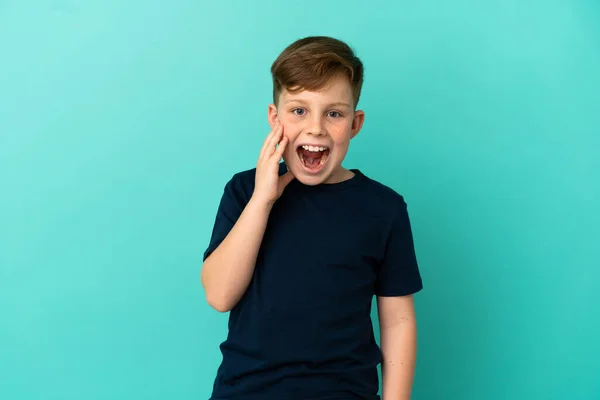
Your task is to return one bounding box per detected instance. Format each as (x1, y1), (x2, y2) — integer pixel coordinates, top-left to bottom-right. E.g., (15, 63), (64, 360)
(201, 197), (272, 312)
(377, 294), (418, 400)
(201, 119), (294, 312)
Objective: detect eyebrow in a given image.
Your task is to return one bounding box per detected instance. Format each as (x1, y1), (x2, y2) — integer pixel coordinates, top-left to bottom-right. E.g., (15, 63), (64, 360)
(284, 99), (352, 108)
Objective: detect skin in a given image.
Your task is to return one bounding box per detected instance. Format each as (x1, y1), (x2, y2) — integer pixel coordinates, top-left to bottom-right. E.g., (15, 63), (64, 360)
(267, 74), (365, 186)
(200, 121), (289, 313)
(202, 75), (366, 312)
(201, 73), (417, 398)
(378, 295), (418, 400)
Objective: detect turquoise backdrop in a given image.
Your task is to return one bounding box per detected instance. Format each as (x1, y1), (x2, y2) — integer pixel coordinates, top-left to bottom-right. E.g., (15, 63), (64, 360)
(1, 1), (599, 399)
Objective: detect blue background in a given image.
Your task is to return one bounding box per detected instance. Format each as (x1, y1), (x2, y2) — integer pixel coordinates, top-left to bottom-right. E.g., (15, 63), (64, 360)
(1, 1), (599, 398)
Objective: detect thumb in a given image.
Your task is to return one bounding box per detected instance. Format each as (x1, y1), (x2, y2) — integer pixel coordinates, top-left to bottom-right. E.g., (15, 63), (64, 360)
(278, 171), (295, 189)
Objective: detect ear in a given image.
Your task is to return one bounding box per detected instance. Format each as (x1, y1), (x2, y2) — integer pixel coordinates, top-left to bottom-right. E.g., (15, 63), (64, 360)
(267, 104), (279, 128)
(350, 110), (365, 139)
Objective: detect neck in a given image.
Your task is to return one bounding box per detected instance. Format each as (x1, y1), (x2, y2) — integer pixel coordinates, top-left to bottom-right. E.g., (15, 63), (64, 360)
(325, 167), (355, 184)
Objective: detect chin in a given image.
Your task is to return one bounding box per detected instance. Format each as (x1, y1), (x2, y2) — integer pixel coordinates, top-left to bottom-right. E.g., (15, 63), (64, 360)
(294, 172), (330, 186)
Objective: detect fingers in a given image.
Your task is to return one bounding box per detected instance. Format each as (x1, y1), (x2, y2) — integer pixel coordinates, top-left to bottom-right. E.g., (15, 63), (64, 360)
(272, 135), (288, 161)
(259, 121), (277, 159)
(265, 122), (284, 158)
(259, 120), (282, 159)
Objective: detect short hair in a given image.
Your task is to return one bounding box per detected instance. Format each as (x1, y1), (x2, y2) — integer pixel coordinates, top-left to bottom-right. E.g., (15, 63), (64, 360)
(271, 36), (364, 108)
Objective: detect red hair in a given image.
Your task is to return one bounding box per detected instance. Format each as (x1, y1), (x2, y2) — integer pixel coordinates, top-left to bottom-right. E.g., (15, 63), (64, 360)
(271, 36), (364, 108)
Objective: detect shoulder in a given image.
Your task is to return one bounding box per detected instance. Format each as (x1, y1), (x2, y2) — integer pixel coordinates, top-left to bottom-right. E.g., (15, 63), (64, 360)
(228, 166), (256, 186)
(357, 172), (408, 212)
(221, 167), (256, 203)
(225, 162), (288, 195)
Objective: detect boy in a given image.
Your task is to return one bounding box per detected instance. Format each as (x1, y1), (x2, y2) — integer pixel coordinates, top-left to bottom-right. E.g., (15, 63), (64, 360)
(201, 36), (423, 400)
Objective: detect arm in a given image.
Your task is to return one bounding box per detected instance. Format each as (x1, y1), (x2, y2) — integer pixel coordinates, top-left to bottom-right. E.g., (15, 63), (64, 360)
(377, 294), (418, 400)
(201, 119), (293, 312)
(201, 197), (273, 312)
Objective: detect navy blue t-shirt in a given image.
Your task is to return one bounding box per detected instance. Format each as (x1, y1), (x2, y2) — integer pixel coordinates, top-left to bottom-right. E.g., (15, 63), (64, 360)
(203, 163), (423, 400)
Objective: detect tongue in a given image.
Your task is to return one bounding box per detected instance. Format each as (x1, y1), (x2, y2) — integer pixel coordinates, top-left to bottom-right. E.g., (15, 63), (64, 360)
(301, 148), (323, 167)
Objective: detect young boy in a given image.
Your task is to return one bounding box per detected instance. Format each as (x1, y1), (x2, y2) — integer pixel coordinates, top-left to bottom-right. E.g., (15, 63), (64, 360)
(201, 36), (423, 400)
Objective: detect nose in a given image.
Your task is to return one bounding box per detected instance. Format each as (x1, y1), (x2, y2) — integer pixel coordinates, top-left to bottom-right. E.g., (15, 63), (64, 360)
(306, 115), (326, 137)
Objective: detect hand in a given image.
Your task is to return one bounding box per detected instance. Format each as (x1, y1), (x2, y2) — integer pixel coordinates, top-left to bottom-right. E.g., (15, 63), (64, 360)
(252, 119), (295, 206)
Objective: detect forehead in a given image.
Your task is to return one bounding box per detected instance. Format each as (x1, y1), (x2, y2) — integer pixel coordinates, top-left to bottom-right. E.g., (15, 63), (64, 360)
(280, 75), (354, 106)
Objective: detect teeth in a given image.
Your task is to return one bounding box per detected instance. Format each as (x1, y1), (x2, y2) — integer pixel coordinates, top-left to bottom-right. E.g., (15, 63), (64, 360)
(302, 145), (328, 152)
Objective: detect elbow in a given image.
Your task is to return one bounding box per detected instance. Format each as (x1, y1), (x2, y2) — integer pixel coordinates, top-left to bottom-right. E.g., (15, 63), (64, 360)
(206, 293), (234, 313)
(203, 286), (235, 313)
(200, 261), (237, 312)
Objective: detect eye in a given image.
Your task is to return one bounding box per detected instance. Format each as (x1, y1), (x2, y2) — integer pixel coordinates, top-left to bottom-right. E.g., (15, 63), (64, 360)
(328, 111), (342, 118)
(292, 108), (306, 116)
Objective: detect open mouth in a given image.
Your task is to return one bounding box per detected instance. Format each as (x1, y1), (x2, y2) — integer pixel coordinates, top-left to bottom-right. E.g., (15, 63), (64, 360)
(296, 145), (330, 173)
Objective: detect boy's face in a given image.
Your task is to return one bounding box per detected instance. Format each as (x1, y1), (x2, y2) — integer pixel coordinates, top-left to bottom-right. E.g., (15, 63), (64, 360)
(268, 74), (365, 185)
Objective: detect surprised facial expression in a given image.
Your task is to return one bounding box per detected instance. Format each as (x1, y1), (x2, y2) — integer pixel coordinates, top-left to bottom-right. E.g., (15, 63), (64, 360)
(268, 75), (365, 185)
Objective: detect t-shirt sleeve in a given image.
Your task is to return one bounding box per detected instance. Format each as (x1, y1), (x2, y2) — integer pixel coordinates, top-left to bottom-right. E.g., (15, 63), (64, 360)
(203, 174), (250, 261)
(375, 199), (423, 296)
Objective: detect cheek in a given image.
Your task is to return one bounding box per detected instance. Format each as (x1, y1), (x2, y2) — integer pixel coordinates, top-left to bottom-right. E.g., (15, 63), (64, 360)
(330, 129), (352, 147)
(283, 138), (298, 159)
(329, 120), (352, 135)
(282, 124), (301, 142)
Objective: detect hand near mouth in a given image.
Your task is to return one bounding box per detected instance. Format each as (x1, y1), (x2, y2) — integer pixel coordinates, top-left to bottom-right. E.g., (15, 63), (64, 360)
(252, 119), (295, 207)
